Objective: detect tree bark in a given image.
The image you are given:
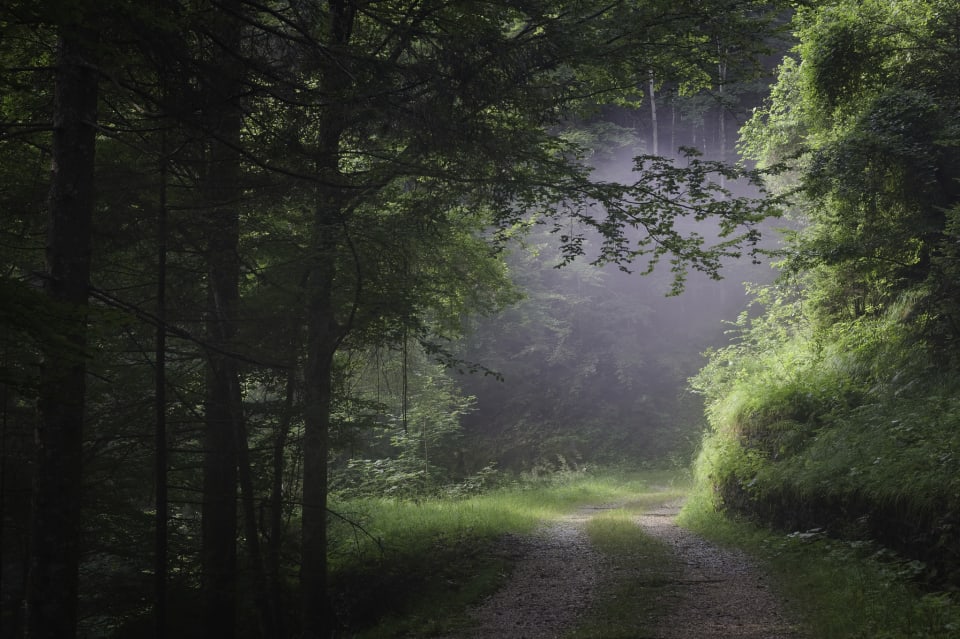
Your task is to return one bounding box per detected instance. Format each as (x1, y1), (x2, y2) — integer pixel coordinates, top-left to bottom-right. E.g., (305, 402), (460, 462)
(27, 24), (98, 639)
(300, 4), (355, 636)
(648, 70), (658, 155)
(199, 6), (243, 637)
(154, 112), (169, 639)
(268, 366), (296, 639)
(301, 225), (340, 639)
(233, 374), (278, 638)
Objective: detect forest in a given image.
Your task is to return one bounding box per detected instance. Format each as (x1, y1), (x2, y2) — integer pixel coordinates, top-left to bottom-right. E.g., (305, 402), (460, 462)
(3, 0), (960, 638)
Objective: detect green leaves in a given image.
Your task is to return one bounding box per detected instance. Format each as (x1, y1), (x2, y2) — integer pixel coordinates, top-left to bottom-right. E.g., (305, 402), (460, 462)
(573, 150), (783, 293)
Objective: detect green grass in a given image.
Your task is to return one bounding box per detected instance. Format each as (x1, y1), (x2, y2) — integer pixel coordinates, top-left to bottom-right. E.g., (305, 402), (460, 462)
(678, 489), (960, 639)
(328, 469), (687, 637)
(565, 492), (686, 639)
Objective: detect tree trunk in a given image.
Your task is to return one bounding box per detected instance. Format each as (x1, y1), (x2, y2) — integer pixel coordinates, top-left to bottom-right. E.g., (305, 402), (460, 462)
(232, 373), (278, 638)
(27, 25), (98, 639)
(300, 4), (355, 636)
(199, 6), (243, 637)
(648, 70), (658, 155)
(269, 366), (296, 639)
(301, 232), (339, 639)
(201, 321), (239, 639)
(154, 120), (169, 639)
(717, 41), (728, 189)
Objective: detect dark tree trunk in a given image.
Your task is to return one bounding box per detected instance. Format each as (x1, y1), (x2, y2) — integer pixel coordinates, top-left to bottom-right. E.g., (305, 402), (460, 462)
(648, 70), (658, 155)
(301, 227), (340, 639)
(299, 4), (355, 636)
(27, 25), (98, 639)
(268, 366), (296, 639)
(233, 375), (278, 638)
(199, 6), (243, 637)
(201, 331), (239, 639)
(154, 119), (169, 639)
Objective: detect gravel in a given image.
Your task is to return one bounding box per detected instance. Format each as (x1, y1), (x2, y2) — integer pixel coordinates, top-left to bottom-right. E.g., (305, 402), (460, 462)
(443, 500), (805, 639)
(637, 501), (805, 639)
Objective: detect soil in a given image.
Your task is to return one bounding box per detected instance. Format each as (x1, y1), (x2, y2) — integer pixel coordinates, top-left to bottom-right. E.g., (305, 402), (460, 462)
(444, 500), (805, 639)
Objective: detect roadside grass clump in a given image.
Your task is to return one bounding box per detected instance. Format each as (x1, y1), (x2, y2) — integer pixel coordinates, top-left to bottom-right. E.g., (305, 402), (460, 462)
(565, 492), (686, 639)
(679, 493), (960, 638)
(329, 468), (683, 637)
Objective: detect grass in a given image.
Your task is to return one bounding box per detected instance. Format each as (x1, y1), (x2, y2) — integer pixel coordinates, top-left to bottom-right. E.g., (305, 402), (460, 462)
(328, 468), (687, 637)
(333, 463), (960, 638)
(565, 491), (686, 639)
(678, 489), (960, 639)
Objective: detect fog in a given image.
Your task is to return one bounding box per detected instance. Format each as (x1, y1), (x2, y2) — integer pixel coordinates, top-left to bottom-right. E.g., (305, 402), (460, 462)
(457, 138), (782, 472)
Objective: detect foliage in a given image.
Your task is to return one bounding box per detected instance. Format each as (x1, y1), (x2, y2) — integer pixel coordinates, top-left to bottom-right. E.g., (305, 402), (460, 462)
(1, 0), (790, 635)
(691, 0), (960, 605)
(329, 352), (478, 499)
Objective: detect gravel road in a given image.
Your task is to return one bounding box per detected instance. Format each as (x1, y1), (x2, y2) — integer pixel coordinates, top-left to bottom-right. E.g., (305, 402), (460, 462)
(638, 501), (804, 639)
(444, 500), (804, 638)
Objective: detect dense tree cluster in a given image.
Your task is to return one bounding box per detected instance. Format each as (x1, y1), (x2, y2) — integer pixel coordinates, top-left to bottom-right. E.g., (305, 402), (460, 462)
(695, 0), (960, 592)
(0, 1), (785, 636)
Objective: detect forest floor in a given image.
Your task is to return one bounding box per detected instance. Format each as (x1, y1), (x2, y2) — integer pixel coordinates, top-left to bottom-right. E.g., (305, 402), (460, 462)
(442, 499), (805, 639)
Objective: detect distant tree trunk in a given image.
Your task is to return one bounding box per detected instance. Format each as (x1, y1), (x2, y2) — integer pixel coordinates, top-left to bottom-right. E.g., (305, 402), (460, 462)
(717, 41), (728, 189)
(27, 24), (98, 639)
(670, 94), (676, 155)
(199, 6), (242, 637)
(232, 375), (278, 638)
(154, 117), (169, 639)
(648, 70), (658, 155)
(269, 365), (296, 639)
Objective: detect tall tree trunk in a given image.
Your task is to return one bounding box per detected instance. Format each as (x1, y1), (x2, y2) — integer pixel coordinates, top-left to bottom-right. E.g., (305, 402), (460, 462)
(301, 225), (340, 639)
(648, 70), (658, 155)
(201, 265), (239, 639)
(199, 6), (243, 637)
(154, 116), (169, 639)
(717, 41), (728, 190)
(232, 375), (278, 638)
(269, 366), (296, 639)
(300, 4), (355, 636)
(27, 24), (98, 639)
(670, 94), (676, 156)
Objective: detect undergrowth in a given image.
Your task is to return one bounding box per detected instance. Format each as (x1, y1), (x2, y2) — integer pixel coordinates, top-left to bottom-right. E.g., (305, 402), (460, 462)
(679, 492), (960, 638)
(329, 468), (684, 637)
(688, 282), (960, 636)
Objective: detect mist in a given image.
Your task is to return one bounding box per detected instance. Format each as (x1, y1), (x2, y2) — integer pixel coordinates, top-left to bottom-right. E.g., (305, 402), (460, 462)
(456, 136), (782, 472)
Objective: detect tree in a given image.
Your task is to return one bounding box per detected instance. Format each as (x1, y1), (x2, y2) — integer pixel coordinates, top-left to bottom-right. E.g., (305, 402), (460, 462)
(273, 3), (784, 634)
(690, 2), (960, 587)
(743, 0), (960, 340)
(195, 3), (245, 636)
(27, 15), (99, 639)
(1, 1), (788, 636)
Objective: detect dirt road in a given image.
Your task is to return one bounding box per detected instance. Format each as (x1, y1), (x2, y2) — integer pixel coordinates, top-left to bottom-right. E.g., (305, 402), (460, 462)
(446, 500), (803, 638)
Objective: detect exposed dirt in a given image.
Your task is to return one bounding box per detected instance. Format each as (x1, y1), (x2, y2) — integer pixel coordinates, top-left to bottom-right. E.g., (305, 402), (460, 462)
(443, 506), (608, 639)
(445, 500), (805, 638)
(638, 501), (804, 639)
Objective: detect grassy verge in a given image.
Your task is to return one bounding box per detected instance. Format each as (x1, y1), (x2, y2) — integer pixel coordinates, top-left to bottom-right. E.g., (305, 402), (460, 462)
(329, 469), (685, 637)
(678, 489), (960, 639)
(565, 490), (686, 639)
